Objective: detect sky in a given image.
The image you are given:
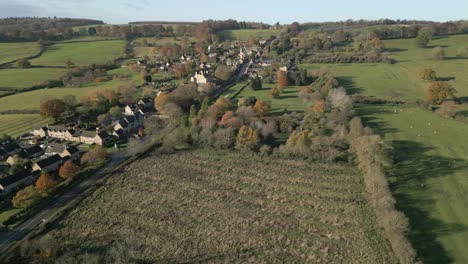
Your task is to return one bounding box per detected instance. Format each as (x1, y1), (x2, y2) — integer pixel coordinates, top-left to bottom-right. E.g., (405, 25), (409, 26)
(0, 0), (467, 24)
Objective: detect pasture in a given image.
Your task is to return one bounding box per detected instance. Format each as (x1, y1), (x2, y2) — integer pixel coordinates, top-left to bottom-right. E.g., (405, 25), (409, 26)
(0, 42), (41, 65)
(30, 40), (126, 67)
(218, 29), (280, 41)
(33, 150), (395, 263)
(0, 68), (64, 91)
(0, 79), (132, 112)
(0, 114), (48, 136)
(227, 82), (303, 114)
(301, 34), (468, 263)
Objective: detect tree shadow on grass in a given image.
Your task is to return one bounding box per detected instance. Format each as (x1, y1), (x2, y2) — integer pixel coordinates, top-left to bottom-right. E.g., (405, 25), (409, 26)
(336, 76), (364, 95)
(388, 140), (468, 264)
(436, 76), (456, 81)
(385, 48), (408, 53)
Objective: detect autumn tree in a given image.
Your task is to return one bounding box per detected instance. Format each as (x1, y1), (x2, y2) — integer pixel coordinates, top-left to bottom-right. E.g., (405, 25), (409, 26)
(268, 87), (280, 99)
(312, 100), (326, 114)
(418, 68), (437, 81)
(432, 47), (445, 60)
(253, 100), (270, 117)
(437, 101), (458, 118)
(235, 126), (259, 151)
(154, 92), (170, 112)
(65, 58), (75, 68)
(425, 81), (457, 104)
(214, 65), (234, 81)
(35, 172), (57, 193)
(277, 69), (289, 88)
(16, 58), (31, 68)
(59, 160), (79, 179)
(12, 185), (41, 209)
(40, 99), (66, 121)
(415, 27), (432, 48)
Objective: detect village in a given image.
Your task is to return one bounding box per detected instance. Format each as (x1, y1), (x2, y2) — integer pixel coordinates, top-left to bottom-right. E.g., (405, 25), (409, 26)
(0, 37), (277, 196)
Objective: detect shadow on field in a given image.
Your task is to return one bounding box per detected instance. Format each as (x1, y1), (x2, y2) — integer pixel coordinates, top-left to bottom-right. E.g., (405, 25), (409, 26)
(436, 76), (456, 81)
(385, 48), (408, 53)
(456, 110), (468, 117)
(355, 104), (399, 134)
(337, 76), (364, 95)
(388, 140), (468, 264)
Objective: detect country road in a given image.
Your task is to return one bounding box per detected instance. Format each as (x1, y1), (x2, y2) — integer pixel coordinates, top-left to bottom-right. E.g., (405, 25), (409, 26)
(0, 152), (127, 254)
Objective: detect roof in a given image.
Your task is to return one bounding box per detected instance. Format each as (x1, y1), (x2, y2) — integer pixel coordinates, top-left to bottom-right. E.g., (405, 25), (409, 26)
(46, 144), (66, 155)
(113, 129), (126, 138)
(10, 150), (29, 160)
(1, 142), (21, 154)
(97, 131), (110, 139)
(124, 116), (137, 124)
(139, 98), (153, 105)
(65, 145), (79, 155)
(0, 174), (25, 190)
(115, 120), (129, 129)
(23, 145), (44, 156)
(35, 154), (62, 169)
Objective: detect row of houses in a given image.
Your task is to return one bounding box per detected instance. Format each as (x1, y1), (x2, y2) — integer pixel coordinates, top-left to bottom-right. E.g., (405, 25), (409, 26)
(31, 127), (112, 146)
(0, 141), (81, 194)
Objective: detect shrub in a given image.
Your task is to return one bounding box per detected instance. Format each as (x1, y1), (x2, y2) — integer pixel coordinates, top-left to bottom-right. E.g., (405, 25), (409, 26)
(253, 100), (270, 117)
(16, 58), (31, 68)
(59, 161), (80, 179)
(235, 126), (259, 151)
(437, 101), (458, 119)
(12, 185), (41, 209)
(35, 172), (57, 194)
(432, 47), (445, 60)
(250, 76), (262, 91)
(418, 68), (437, 81)
(212, 128), (236, 150)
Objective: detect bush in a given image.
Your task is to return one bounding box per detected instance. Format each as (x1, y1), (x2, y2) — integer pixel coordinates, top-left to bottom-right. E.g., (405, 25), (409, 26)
(250, 76), (262, 91)
(350, 135), (417, 264)
(12, 185), (41, 209)
(235, 126), (259, 151)
(16, 59), (31, 68)
(432, 47), (445, 60)
(418, 68), (437, 81)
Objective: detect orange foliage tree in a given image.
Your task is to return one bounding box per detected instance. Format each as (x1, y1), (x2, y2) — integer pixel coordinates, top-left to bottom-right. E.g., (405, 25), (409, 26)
(59, 160), (79, 179)
(154, 92), (171, 112)
(35, 172), (57, 193)
(277, 70), (289, 89)
(312, 100), (326, 114)
(39, 99), (66, 121)
(253, 100), (270, 117)
(425, 81), (457, 104)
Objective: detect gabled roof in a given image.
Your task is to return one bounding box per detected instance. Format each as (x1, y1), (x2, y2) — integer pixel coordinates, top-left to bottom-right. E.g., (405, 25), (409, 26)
(139, 98), (153, 105)
(23, 145), (44, 156)
(10, 150), (29, 160)
(113, 129), (126, 138)
(1, 142), (21, 154)
(35, 154), (62, 169)
(97, 131), (110, 139)
(0, 148), (8, 157)
(116, 120), (129, 129)
(64, 145), (79, 155)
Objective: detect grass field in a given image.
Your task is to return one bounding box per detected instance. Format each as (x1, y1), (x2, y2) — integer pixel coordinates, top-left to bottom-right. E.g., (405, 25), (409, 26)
(30, 40), (126, 67)
(0, 114), (49, 136)
(0, 79), (131, 112)
(225, 81), (303, 114)
(0, 68), (64, 91)
(36, 150), (395, 263)
(218, 29), (281, 41)
(132, 37), (195, 58)
(0, 42), (41, 64)
(300, 34), (468, 263)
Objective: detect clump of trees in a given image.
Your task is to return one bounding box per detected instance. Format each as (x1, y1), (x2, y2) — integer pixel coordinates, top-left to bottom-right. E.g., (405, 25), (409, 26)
(432, 47), (445, 60)
(425, 81), (457, 104)
(59, 161), (80, 180)
(418, 68), (437, 81)
(16, 58), (31, 68)
(349, 119), (417, 264)
(81, 146), (108, 165)
(415, 27), (432, 48)
(35, 172), (57, 194)
(12, 185), (41, 209)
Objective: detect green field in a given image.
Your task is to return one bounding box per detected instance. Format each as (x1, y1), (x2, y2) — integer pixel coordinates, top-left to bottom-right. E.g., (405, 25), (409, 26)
(30, 40), (126, 67)
(0, 68), (64, 90)
(132, 36), (195, 58)
(0, 79), (131, 112)
(29, 150), (394, 263)
(0, 42), (41, 64)
(300, 34), (468, 263)
(225, 81), (303, 114)
(0, 114), (49, 136)
(218, 29), (280, 41)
